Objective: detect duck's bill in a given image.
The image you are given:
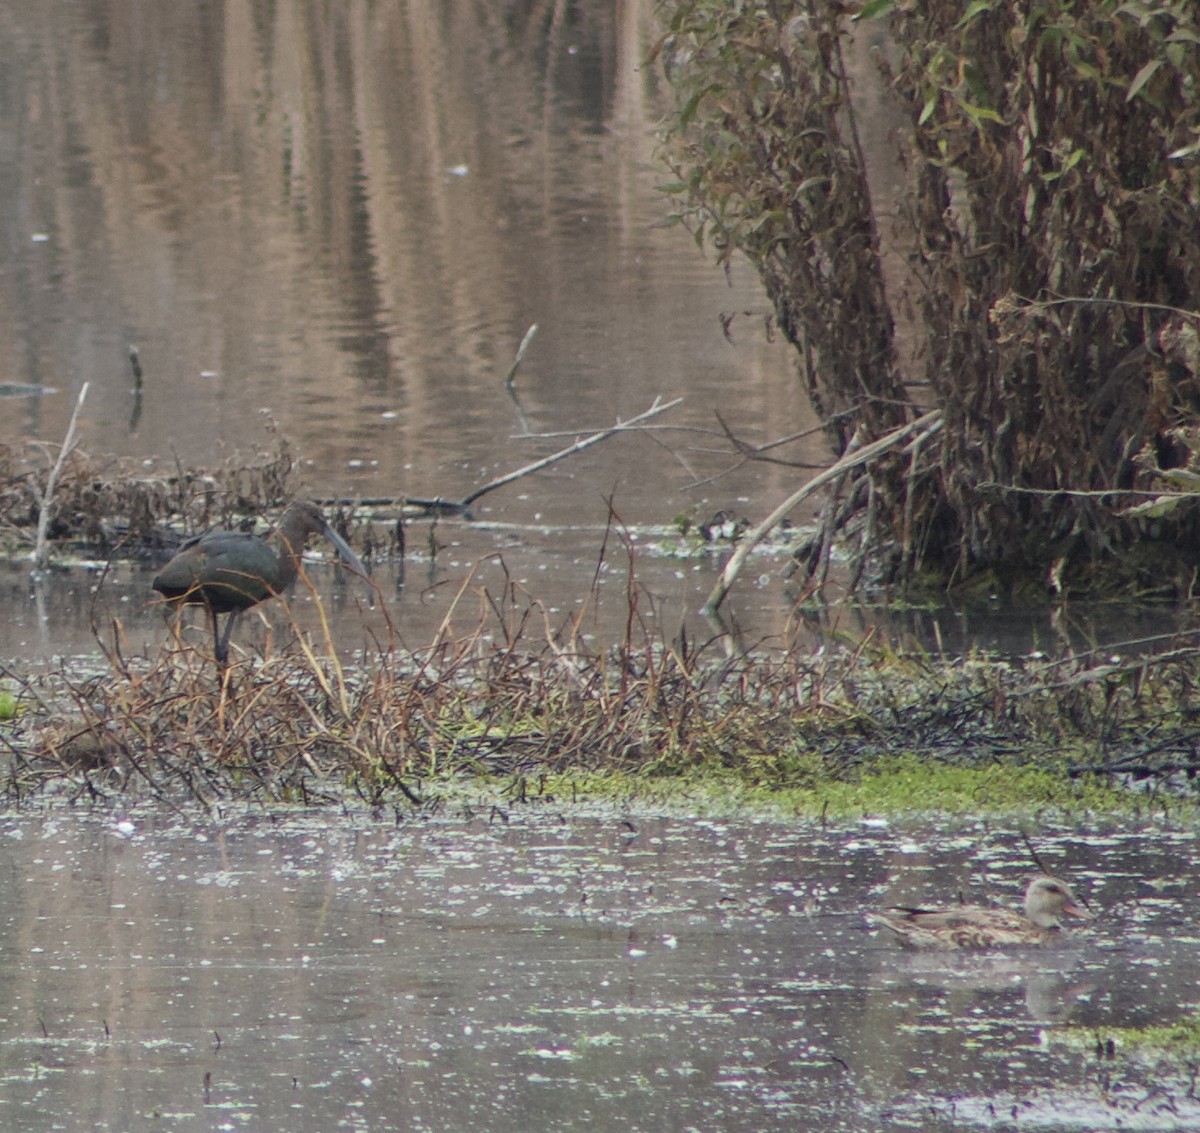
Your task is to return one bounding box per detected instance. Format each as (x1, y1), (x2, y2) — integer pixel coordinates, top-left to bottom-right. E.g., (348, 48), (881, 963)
(1063, 900), (1095, 921)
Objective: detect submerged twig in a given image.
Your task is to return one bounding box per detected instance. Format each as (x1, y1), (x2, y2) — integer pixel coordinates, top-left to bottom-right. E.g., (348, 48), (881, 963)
(128, 347), (144, 432)
(503, 324), (539, 390)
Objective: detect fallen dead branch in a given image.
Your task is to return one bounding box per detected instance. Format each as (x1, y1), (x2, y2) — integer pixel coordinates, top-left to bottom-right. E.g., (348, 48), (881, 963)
(0, 395), (689, 566)
(404, 396), (683, 516)
(0, 425), (303, 562)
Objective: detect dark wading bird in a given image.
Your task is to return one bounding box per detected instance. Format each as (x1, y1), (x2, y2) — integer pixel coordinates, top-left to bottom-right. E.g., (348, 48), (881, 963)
(152, 501), (365, 665)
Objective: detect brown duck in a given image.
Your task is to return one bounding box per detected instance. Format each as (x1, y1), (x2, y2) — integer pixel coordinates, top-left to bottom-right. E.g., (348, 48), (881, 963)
(868, 875), (1094, 950)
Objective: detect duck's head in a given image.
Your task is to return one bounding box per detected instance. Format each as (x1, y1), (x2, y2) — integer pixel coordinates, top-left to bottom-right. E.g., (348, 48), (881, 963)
(1025, 876), (1093, 929)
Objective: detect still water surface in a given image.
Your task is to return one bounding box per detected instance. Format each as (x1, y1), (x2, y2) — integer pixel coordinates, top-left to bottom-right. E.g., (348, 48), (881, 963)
(0, 0), (826, 653)
(3, 2), (1188, 659)
(0, 807), (1195, 1132)
(0, 4), (804, 515)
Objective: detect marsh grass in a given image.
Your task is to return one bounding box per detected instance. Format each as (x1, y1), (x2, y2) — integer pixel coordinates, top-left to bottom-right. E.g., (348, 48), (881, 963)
(8, 546), (1200, 812)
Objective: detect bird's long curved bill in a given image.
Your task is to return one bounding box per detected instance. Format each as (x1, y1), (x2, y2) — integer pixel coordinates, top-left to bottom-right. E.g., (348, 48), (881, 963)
(320, 523), (367, 578)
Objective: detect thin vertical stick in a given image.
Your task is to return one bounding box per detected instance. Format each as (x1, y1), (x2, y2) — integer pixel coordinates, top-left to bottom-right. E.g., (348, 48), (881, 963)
(33, 382), (90, 570)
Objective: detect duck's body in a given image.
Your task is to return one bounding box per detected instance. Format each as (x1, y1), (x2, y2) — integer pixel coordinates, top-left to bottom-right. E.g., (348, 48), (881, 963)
(868, 876), (1093, 950)
(153, 501), (363, 665)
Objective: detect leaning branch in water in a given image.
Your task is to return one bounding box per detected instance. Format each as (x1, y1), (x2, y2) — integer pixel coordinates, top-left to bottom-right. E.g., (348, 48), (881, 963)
(702, 410), (944, 616)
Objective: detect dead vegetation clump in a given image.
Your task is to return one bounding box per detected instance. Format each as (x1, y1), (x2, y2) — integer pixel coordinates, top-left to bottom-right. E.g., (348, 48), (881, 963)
(6, 562), (1200, 810)
(9, 574), (823, 807)
(0, 428), (307, 561)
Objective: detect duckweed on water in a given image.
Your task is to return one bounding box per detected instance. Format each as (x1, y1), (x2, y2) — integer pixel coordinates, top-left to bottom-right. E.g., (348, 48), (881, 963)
(1086, 1013), (1200, 1056)
(526, 756), (1129, 819)
(740, 755), (1130, 818)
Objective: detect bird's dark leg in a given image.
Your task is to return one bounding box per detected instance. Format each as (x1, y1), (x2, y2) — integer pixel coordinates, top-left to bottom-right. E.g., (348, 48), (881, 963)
(206, 605), (224, 666)
(213, 610), (237, 723)
(215, 611), (241, 667)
